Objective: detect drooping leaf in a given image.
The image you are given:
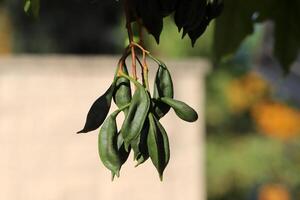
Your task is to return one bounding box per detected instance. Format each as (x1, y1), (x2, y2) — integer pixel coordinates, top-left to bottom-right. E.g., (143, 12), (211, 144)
(188, 18), (210, 47)
(213, 0), (256, 62)
(174, 0), (190, 31)
(135, 0), (163, 43)
(181, 0), (207, 34)
(158, 0), (178, 17)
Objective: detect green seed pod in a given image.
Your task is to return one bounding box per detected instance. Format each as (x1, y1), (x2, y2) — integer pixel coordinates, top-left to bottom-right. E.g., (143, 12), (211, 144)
(117, 132), (130, 165)
(98, 110), (123, 179)
(121, 84), (150, 150)
(160, 97), (198, 122)
(113, 64), (132, 115)
(78, 83), (115, 133)
(153, 63), (174, 99)
(153, 62), (174, 119)
(147, 113), (170, 181)
(131, 119), (150, 166)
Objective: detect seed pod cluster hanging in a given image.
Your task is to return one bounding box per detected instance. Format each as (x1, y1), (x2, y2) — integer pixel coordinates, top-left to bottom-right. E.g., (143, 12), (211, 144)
(78, 45), (198, 180)
(77, 0), (223, 180)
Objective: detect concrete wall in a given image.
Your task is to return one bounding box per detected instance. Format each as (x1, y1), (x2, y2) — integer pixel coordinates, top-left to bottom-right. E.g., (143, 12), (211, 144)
(0, 56), (209, 200)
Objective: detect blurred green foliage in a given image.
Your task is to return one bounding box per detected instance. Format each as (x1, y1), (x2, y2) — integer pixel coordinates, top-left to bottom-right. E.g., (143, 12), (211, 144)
(205, 21), (300, 199)
(207, 134), (300, 199)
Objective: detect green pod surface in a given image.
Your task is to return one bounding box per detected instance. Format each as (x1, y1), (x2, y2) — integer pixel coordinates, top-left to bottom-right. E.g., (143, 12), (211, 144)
(117, 132), (130, 165)
(131, 119), (150, 166)
(160, 97), (198, 122)
(98, 110), (122, 178)
(153, 62), (174, 119)
(78, 83), (115, 133)
(113, 65), (132, 115)
(121, 84), (150, 150)
(147, 113), (170, 181)
(153, 62), (174, 99)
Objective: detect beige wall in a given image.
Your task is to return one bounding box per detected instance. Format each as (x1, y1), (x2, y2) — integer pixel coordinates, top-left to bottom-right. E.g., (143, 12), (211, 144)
(0, 56), (209, 200)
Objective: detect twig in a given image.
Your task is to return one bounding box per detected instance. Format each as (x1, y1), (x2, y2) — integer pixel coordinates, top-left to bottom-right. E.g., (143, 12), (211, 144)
(124, 0), (137, 82)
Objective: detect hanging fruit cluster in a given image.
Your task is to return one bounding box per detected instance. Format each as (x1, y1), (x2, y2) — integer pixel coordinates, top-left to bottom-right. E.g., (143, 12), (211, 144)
(76, 0), (223, 180)
(127, 0), (223, 45)
(78, 44), (198, 180)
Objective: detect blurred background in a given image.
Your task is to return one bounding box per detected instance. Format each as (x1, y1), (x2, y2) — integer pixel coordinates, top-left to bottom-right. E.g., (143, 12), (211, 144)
(1, 0), (300, 199)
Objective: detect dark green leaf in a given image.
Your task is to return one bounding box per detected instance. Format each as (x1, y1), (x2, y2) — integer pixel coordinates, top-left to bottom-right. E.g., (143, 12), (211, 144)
(174, 0), (190, 31)
(182, 0), (207, 34)
(206, 0), (224, 19)
(213, 0), (256, 62)
(158, 0), (178, 16)
(188, 18), (210, 47)
(136, 0), (163, 43)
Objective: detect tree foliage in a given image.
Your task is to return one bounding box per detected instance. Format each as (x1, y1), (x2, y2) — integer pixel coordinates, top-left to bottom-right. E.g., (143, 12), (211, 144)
(23, 0), (223, 46)
(214, 0), (300, 72)
(23, 0), (300, 72)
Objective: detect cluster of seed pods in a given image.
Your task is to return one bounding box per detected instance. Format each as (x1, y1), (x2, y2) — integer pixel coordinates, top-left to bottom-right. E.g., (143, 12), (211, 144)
(78, 50), (198, 180)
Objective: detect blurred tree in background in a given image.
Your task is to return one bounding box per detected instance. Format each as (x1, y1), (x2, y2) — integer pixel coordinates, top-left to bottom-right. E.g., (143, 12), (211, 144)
(5, 0), (124, 54)
(214, 0), (300, 72)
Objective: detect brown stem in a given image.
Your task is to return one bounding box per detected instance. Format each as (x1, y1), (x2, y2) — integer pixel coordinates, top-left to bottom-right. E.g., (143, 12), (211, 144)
(124, 0), (137, 82)
(142, 51), (149, 90)
(136, 56), (145, 86)
(130, 42), (150, 54)
(117, 47), (131, 76)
